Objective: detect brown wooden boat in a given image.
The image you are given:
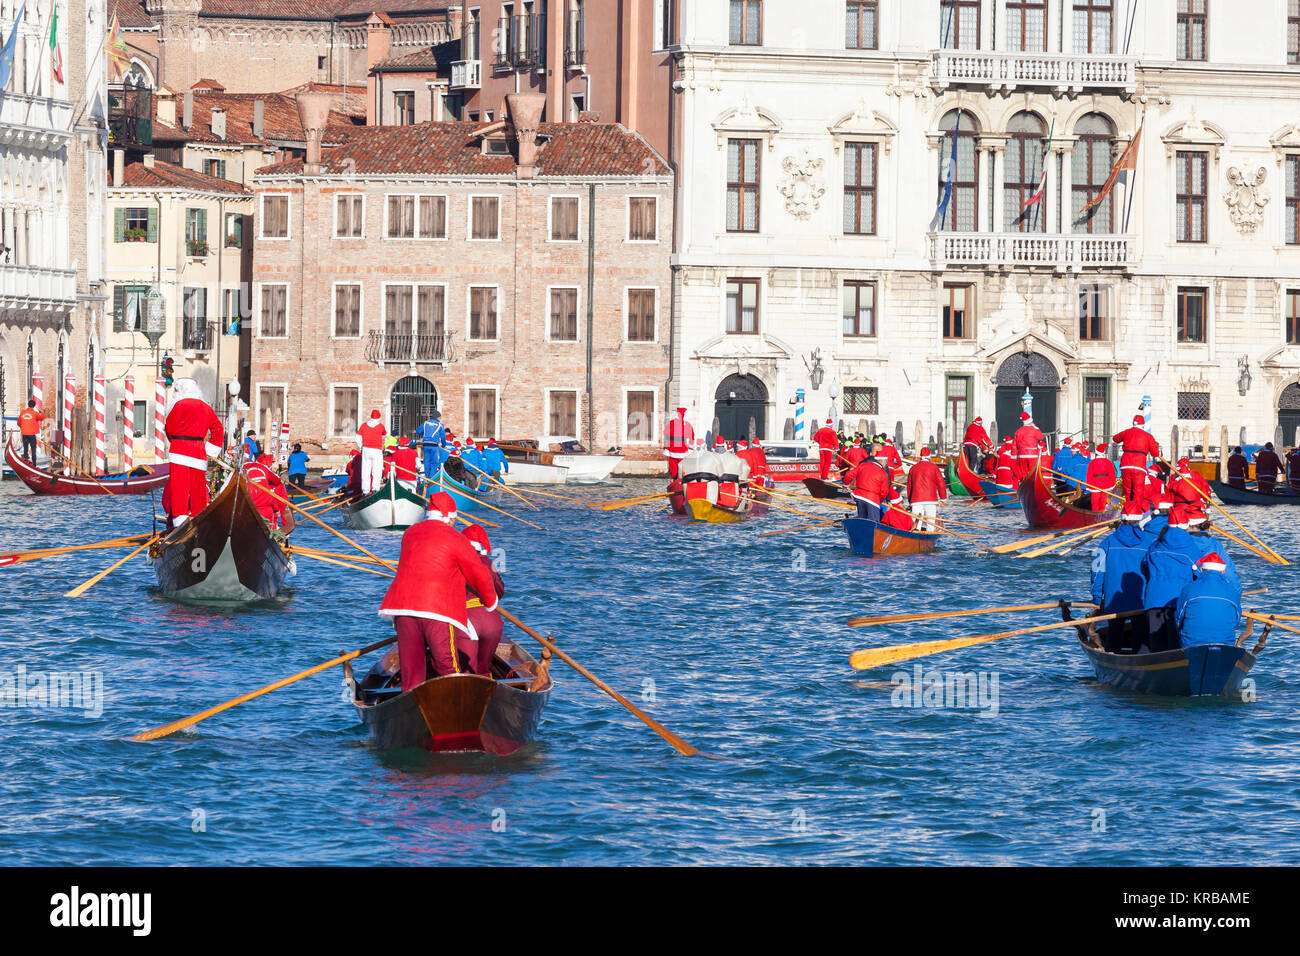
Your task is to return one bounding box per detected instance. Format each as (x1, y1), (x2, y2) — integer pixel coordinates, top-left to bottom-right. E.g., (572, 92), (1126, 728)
(5, 437), (169, 496)
(803, 476), (849, 499)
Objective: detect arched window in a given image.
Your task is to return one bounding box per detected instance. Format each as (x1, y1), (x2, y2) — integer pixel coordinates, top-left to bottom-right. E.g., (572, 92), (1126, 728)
(1072, 113), (1117, 233)
(937, 109), (979, 232)
(1004, 112), (1046, 232)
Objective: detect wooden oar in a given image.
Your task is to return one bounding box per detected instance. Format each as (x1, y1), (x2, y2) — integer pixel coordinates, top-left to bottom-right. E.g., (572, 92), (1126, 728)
(766, 485), (1009, 533)
(1055, 525), (1115, 557)
(989, 518), (1119, 555)
(0, 534), (151, 568)
(849, 600), (1096, 628)
(1044, 468), (1123, 503)
(291, 549), (395, 579)
(39, 439), (115, 496)
(598, 493), (671, 511)
(1242, 612), (1300, 637)
(757, 519), (839, 538)
(436, 476), (544, 530)
(848, 610), (1141, 671)
(497, 608), (699, 757)
(494, 483), (587, 503)
(461, 460), (542, 511)
(1158, 457), (1287, 564)
(129, 635), (399, 742)
(283, 480), (323, 502)
(1016, 523), (1114, 559)
(63, 534), (164, 598)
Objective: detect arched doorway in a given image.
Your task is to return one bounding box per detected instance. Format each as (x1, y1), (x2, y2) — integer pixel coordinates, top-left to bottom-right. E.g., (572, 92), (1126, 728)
(713, 374), (767, 441)
(389, 375), (438, 440)
(994, 352), (1060, 443)
(1279, 383), (1300, 447)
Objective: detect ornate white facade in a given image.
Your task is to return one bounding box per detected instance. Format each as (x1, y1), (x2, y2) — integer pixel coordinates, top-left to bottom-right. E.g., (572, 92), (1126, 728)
(671, 0), (1300, 453)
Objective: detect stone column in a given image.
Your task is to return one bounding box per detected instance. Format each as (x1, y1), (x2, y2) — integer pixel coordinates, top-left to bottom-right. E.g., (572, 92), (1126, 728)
(988, 143), (1006, 234)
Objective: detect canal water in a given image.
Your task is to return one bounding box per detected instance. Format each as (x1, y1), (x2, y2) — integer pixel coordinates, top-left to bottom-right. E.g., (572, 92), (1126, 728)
(1, 478), (1297, 865)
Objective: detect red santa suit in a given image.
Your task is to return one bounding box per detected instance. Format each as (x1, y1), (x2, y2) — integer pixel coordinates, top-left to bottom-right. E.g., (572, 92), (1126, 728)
(1141, 467), (1168, 513)
(379, 492), (500, 689)
(162, 379), (224, 526)
(845, 456), (891, 521)
(739, 441), (770, 486)
(244, 454), (287, 529)
(813, 420), (839, 478)
(1084, 445), (1118, 513)
(1168, 460), (1210, 526)
(994, 443), (1016, 488)
(461, 524), (506, 676)
(905, 450), (947, 531)
(1111, 416), (1162, 502)
(839, 442), (868, 474)
(357, 409), (387, 493)
(391, 439), (419, 489)
(1011, 413), (1045, 484)
(962, 417), (992, 470)
(663, 408), (694, 479)
(881, 492), (913, 531)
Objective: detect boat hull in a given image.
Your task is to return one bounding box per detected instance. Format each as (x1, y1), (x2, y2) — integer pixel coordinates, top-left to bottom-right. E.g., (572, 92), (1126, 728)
(341, 477), (427, 530)
(687, 497), (750, 523)
(1019, 462), (1118, 530)
(437, 464), (489, 512)
(803, 477), (849, 499)
(5, 438), (169, 495)
(945, 458), (974, 497)
(502, 461), (569, 484)
(765, 458), (822, 483)
(954, 451), (987, 496)
(977, 479), (1020, 508)
(1208, 479), (1299, 506)
(843, 517), (940, 556)
(553, 453), (622, 483)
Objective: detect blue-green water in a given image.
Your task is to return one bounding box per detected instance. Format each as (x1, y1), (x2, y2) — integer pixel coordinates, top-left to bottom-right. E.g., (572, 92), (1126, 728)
(1, 478), (1297, 865)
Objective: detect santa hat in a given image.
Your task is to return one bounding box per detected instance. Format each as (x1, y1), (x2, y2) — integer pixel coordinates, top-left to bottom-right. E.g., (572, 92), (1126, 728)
(1020, 411), (1032, 422)
(1133, 414), (1145, 425)
(825, 418), (833, 425)
(973, 416), (983, 424)
(1094, 442), (1108, 456)
(1062, 437), (1074, 447)
(1177, 458), (1191, 474)
(885, 436), (895, 444)
(752, 438), (761, 447)
(370, 409), (382, 420)
(919, 447), (931, 458)
(889, 490), (904, 504)
(398, 437), (409, 448)
(426, 491), (458, 524)
(676, 407), (687, 417)
(1077, 442), (1091, 456)
(1121, 501), (1146, 522)
(348, 448), (360, 459)
(737, 439), (749, 448)
(487, 438), (497, 446)
(1155, 493), (1174, 512)
(461, 523), (491, 556)
(1196, 552), (1227, 573)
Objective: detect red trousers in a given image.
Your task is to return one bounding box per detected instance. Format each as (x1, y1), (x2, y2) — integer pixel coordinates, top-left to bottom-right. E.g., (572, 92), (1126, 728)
(818, 448), (834, 478)
(1121, 469), (1145, 502)
(467, 604), (502, 675)
(163, 465), (210, 521)
(666, 456), (682, 478)
(395, 616), (475, 691)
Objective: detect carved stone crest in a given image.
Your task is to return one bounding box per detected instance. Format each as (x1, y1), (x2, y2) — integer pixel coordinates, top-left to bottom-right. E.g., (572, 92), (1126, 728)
(779, 149), (826, 221)
(1224, 166), (1269, 235)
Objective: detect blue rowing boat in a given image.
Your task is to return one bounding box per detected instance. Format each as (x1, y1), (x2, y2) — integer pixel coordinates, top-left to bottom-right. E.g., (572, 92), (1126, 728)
(977, 479), (1020, 509)
(843, 518), (939, 557)
(437, 460), (490, 512)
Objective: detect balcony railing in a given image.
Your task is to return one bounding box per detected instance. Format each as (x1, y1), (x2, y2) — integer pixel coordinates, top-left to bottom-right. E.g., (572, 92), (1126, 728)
(928, 232), (1134, 271)
(930, 51), (1137, 95)
(565, 11), (586, 69)
(365, 330), (454, 366)
(451, 58), (482, 90)
(0, 92), (74, 148)
(182, 320), (215, 353)
(0, 263), (78, 308)
(494, 15), (546, 70)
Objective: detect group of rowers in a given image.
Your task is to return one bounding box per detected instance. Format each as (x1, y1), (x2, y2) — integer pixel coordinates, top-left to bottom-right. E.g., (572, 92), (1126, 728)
(669, 436), (773, 513)
(1224, 442), (1300, 494)
(345, 407), (510, 499)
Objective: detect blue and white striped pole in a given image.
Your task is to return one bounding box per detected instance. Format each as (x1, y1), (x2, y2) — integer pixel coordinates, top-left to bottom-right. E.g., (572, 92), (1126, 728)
(794, 388), (806, 441)
(1139, 394), (1152, 434)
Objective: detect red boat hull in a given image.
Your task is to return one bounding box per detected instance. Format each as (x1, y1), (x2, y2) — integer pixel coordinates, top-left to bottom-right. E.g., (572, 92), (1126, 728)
(5, 439), (169, 495)
(954, 451), (987, 496)
(1019, 461), (1118, 530)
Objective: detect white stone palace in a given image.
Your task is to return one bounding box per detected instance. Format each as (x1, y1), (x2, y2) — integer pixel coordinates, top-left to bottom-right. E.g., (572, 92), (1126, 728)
(669, 0), (1300, 453)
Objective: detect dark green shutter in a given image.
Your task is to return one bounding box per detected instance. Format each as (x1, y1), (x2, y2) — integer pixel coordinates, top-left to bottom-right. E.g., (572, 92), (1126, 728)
(146, 207), (159, 243)
(197, 208), (207, 243)
(113, 208), (125, 243)
(113, 285), (125, 333)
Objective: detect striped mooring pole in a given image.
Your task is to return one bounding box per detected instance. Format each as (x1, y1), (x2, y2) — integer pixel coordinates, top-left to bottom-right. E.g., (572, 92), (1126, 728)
(123, 375), (135, 472)
(93, 373), (106, 475)
(794, 387), (806, 441)
(62, 373), (76, 460)
(154, 377), (167, 460)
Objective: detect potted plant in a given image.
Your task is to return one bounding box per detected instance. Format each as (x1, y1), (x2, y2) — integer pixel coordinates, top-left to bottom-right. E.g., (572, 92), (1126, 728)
(124, 228), (147, 242)
(187, 238), (209, 257)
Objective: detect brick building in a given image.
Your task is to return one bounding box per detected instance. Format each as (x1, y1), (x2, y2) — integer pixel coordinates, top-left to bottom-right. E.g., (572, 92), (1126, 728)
(249, 92), (672, 466)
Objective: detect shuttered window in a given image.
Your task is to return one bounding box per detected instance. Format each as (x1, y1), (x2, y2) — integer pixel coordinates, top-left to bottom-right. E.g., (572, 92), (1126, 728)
(469, 389), (497, 438)
(331, 387), (359, 437)
(626, 391), (656, 442)
(419, 196), (447, 238)
(469, 286), (498, 340)
(261, 195), (289, 238)
(112, 284), (150, 333)
(335, 194), (364, 237)
(114, 206), (155, 242)
(628, 197), (657, 241)
(418, 286), (445, 338)
(626, 289), (656, 342)
(386, 195), (415, 238)
(550, 196), (579, 241)
(334, 284), (361, 337)
(259, 284), (288, 337)
(549, 288), (578, 341)
(471, 196), (500, 239)
(549, 391), (578, 435)
(257, 387), (285, 438)
(385, 286), (413, 336)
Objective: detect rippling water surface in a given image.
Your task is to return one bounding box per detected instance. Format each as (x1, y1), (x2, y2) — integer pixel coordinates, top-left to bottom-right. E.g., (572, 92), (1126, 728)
(1, 477), (1297, 866)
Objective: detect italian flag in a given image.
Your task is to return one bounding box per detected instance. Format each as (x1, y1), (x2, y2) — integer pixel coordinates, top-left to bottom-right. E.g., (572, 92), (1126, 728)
(49, 6), (62, 85)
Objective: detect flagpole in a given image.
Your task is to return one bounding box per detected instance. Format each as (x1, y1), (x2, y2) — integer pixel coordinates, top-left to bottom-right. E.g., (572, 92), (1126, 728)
(1123, 111), (1146, 234)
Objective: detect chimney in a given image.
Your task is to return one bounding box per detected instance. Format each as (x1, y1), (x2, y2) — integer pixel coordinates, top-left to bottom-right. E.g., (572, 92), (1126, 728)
(253, 99), (265, 139)
(505, 92), (546, 179)
(296, 91), (334, 173)
(427, 81), (448, 122)
(183, 91), (193, 130)
(143, 153), (156, 169)
(365, 13), (392, 71)
(211, 107), (226, 141)
(112, 149), (124, 187)
(157, 94), (176, 127)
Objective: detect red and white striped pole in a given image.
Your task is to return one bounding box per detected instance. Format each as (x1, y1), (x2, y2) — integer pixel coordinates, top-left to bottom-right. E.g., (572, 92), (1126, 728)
(154, 377), (167, 461)
(93, 373), (106, 475)
(62, 373), (75, 460)
(123, 375), (135, 471)
(31, 371), (43, 412)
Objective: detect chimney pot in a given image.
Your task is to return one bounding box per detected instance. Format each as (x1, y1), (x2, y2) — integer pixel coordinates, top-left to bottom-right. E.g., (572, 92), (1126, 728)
(143, 153), (155, 169)
(505, 92), (546, 179)
(254, 99), (265, 139)
(210, 107), (226, 141)
(182, 91), (193, 130)
(112, 149), (125, 187)
(296, 91), (334, 173)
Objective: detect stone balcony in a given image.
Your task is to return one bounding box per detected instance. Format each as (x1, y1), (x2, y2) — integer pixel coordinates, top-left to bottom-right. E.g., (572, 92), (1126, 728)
(0, 263), (78, 312)
(0, 92), (74, 149)
(930, 50), (1137, 96)
(928, 232), (1134, 271)
(451, 59), (482, 90)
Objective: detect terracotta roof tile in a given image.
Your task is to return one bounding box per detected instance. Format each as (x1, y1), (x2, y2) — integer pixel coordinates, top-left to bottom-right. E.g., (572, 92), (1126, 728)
(371, 39), (457, 73)
(198, 0), (343, 20)
(156, 91), (364, 147)
(121, 159), (251, 195)
(110, 0), (154, 29)
(337, 0), (457, 18)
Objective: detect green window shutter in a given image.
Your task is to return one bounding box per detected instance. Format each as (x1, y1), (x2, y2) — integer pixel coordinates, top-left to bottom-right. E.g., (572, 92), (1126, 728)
(113, 286), (125, 333)
(146, 207), (159, 243)
(113, 208), (125, 243)
(198, 208), (208, 242)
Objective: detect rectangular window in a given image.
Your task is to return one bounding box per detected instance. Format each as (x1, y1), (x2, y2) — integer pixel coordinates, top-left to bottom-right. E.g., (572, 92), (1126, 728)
(1288, 289), (1300, 344)
(259, 284), (288, 337)
(726, 139), (761, 233)
(842, 281), (876, 337)
(726, 278), (759, 333)
(548, 390), (578, 436)
(843, 386), (878, 415)
(185, 207), (208, 255)
(469, 286), (498, 340)
(1287, 156), (1299, 245)
(1078, 285), (1109, 340)
(943, 283), (973, 339)
(386, 195), (415, 239)
(550, 196), (579, 241)
(182, 286), (209, 350)
(203, 158), (227, 180)
(419, 196), (447, 238)
(224, 212), (243, 249)
(123, 206), (150, 240)
(1177, 391), (1211, 420)
(1291, 0), (1300, 64)
(331, 386), (359, 437)
(1176, 0), (1207, 61)
(549, 288), (579, 341)
(469, 388), (497, 438)
(394, 91), (415, 126)
(946, 375), (972, 439)
(221, 287), (246, 334)
(627, 289), (657, 342)
(384, 285), (413, 343)
(261, 194), (288, 238)
(1177, 286), (1207, 343)
(1073, 0), (1113, 54)
(729, 0), (762, 45)
(1007, 1), (1047, 51)
(940, 0), (981, 49)
(1084, 376), (1110, 443)
(846, 1), (877, 49)
(626, 390), (656, 442)
(257, 386), (285, 439)
(113, 284), (150, 333)
(628, 197), (657, 241)
(1175, 151), (1207, 243)
(334, 284), (361, 338)
(471, 196), (500, 240)
(843, 142), (877, 235)
(336, 194), (364, 238)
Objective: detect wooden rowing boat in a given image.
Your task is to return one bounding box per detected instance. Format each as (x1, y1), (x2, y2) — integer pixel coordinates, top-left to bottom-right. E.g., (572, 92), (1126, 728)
(842, 517), (940, 557)
(687, 497), (750, 523)
(803, 476), (849, 499)
(1060, 602), (1265, 696)
(346, 639), (552, 754)
(953, 450), (988, 497)
(438, 458), (491, 512)
(977, 479), (1020, 509)
(1019, 460), (1118, 530)
(5, 438), (169, 496)
(148, 470), (294, 603)
(1208, 478), (1300, 506)
(341, 474), (427, 530)
(944, 458), (973, 497)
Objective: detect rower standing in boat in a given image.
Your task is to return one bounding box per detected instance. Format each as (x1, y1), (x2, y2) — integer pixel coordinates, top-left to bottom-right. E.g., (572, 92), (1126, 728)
(1112, 415), (1161, 502)
(287, 443), (309, 489)
(1051, 437), (1076, 494)
(1011, 411), (1045, 484)
(391, 438), (420, 491)
(1255, 442), (1283, 494)
(482, 439), (509, 480)
(845, 444), (891, 522)
(994, 438), (1016, 490)
(1084, 442), (1117, 512)
(416, 410), (447, 483)
(357, 410), (387, 494)
(1226, 447), (1248, 489)
(813, 418), (839, 479)
(1168, 458), (1211, 529)
(905, 446), (946, 532)
(664, 407), (694, 479)
(1090, 502), (1151, 652)
(1174, 553), (1242, 649)
(461, 524), (506, 675)
(344, 449), (363, 499)
(17, 399), (43, 461)
(162, 378), (225, 528)
(244, 453), (288, 530)
(379, 492), (501, 688)
(962, 416), (992, 472)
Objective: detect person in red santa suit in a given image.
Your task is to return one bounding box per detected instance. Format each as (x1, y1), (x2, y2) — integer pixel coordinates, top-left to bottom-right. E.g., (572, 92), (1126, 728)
(1011, 411), (1045, 484)
(881, 489), (913, 530)
(905, 446), (947, 531)
(1084, 442), (1118, 512)
(838, 435), (869, 477)
(1168, 457), (1210, 527)
(1111, 414), (1162, 502)
(162, 378), (225, 528)
(994, 438), (1017, 490)
(844, 444), (892, 522)
(962, 416), (993, 471)
(379, 492), (500, 689)
(391, 437), (419, 491)
(243, 453), (288, 529)
(356, 409), (387, 494)
(1141, 463), (1168, 512)
(813, 418), (839, 479)
(461, 523), (506, 675)
(343, 448), (363, 499)
(663, 407), (694, 479)
(882, 436), (904, 482)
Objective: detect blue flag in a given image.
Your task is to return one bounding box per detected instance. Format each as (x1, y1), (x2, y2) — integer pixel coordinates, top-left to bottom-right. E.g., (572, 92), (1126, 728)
(0, 5), (25, 92)
(930, 108), (961, 232)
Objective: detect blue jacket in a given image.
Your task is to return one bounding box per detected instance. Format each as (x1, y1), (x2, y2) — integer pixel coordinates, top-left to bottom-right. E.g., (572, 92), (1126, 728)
(1142, 527), (1205, 609)
(244, 437), (260, 459)
(460, 447), (487, 476)
(1175, 569), (1242, 647)
(416, 418), (446, 449)
(1141, 514), (1169, 538)
(287, 451), (309, 474)
(1052, 447), (1075, 481)
(1091, 523), (1149, 613)
(1188, 534), (1242, 593)
(482, 446), (509, 474)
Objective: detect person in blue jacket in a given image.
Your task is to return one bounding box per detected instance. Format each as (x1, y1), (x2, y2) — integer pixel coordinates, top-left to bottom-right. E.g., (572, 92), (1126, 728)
(1051, 438), (1076, 493)
(1175, 552), (1242, 647)
(1090, 501), (1152, 651)
(481, 438), (509, 480)
(460, 439), (489, 486)
(1068, 442), (1091, 492)
(416, 411), (447, 482)
(287, 443), (310, 489)
(243, 429), (260, 461)
(1141, 522), (1210, 651)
